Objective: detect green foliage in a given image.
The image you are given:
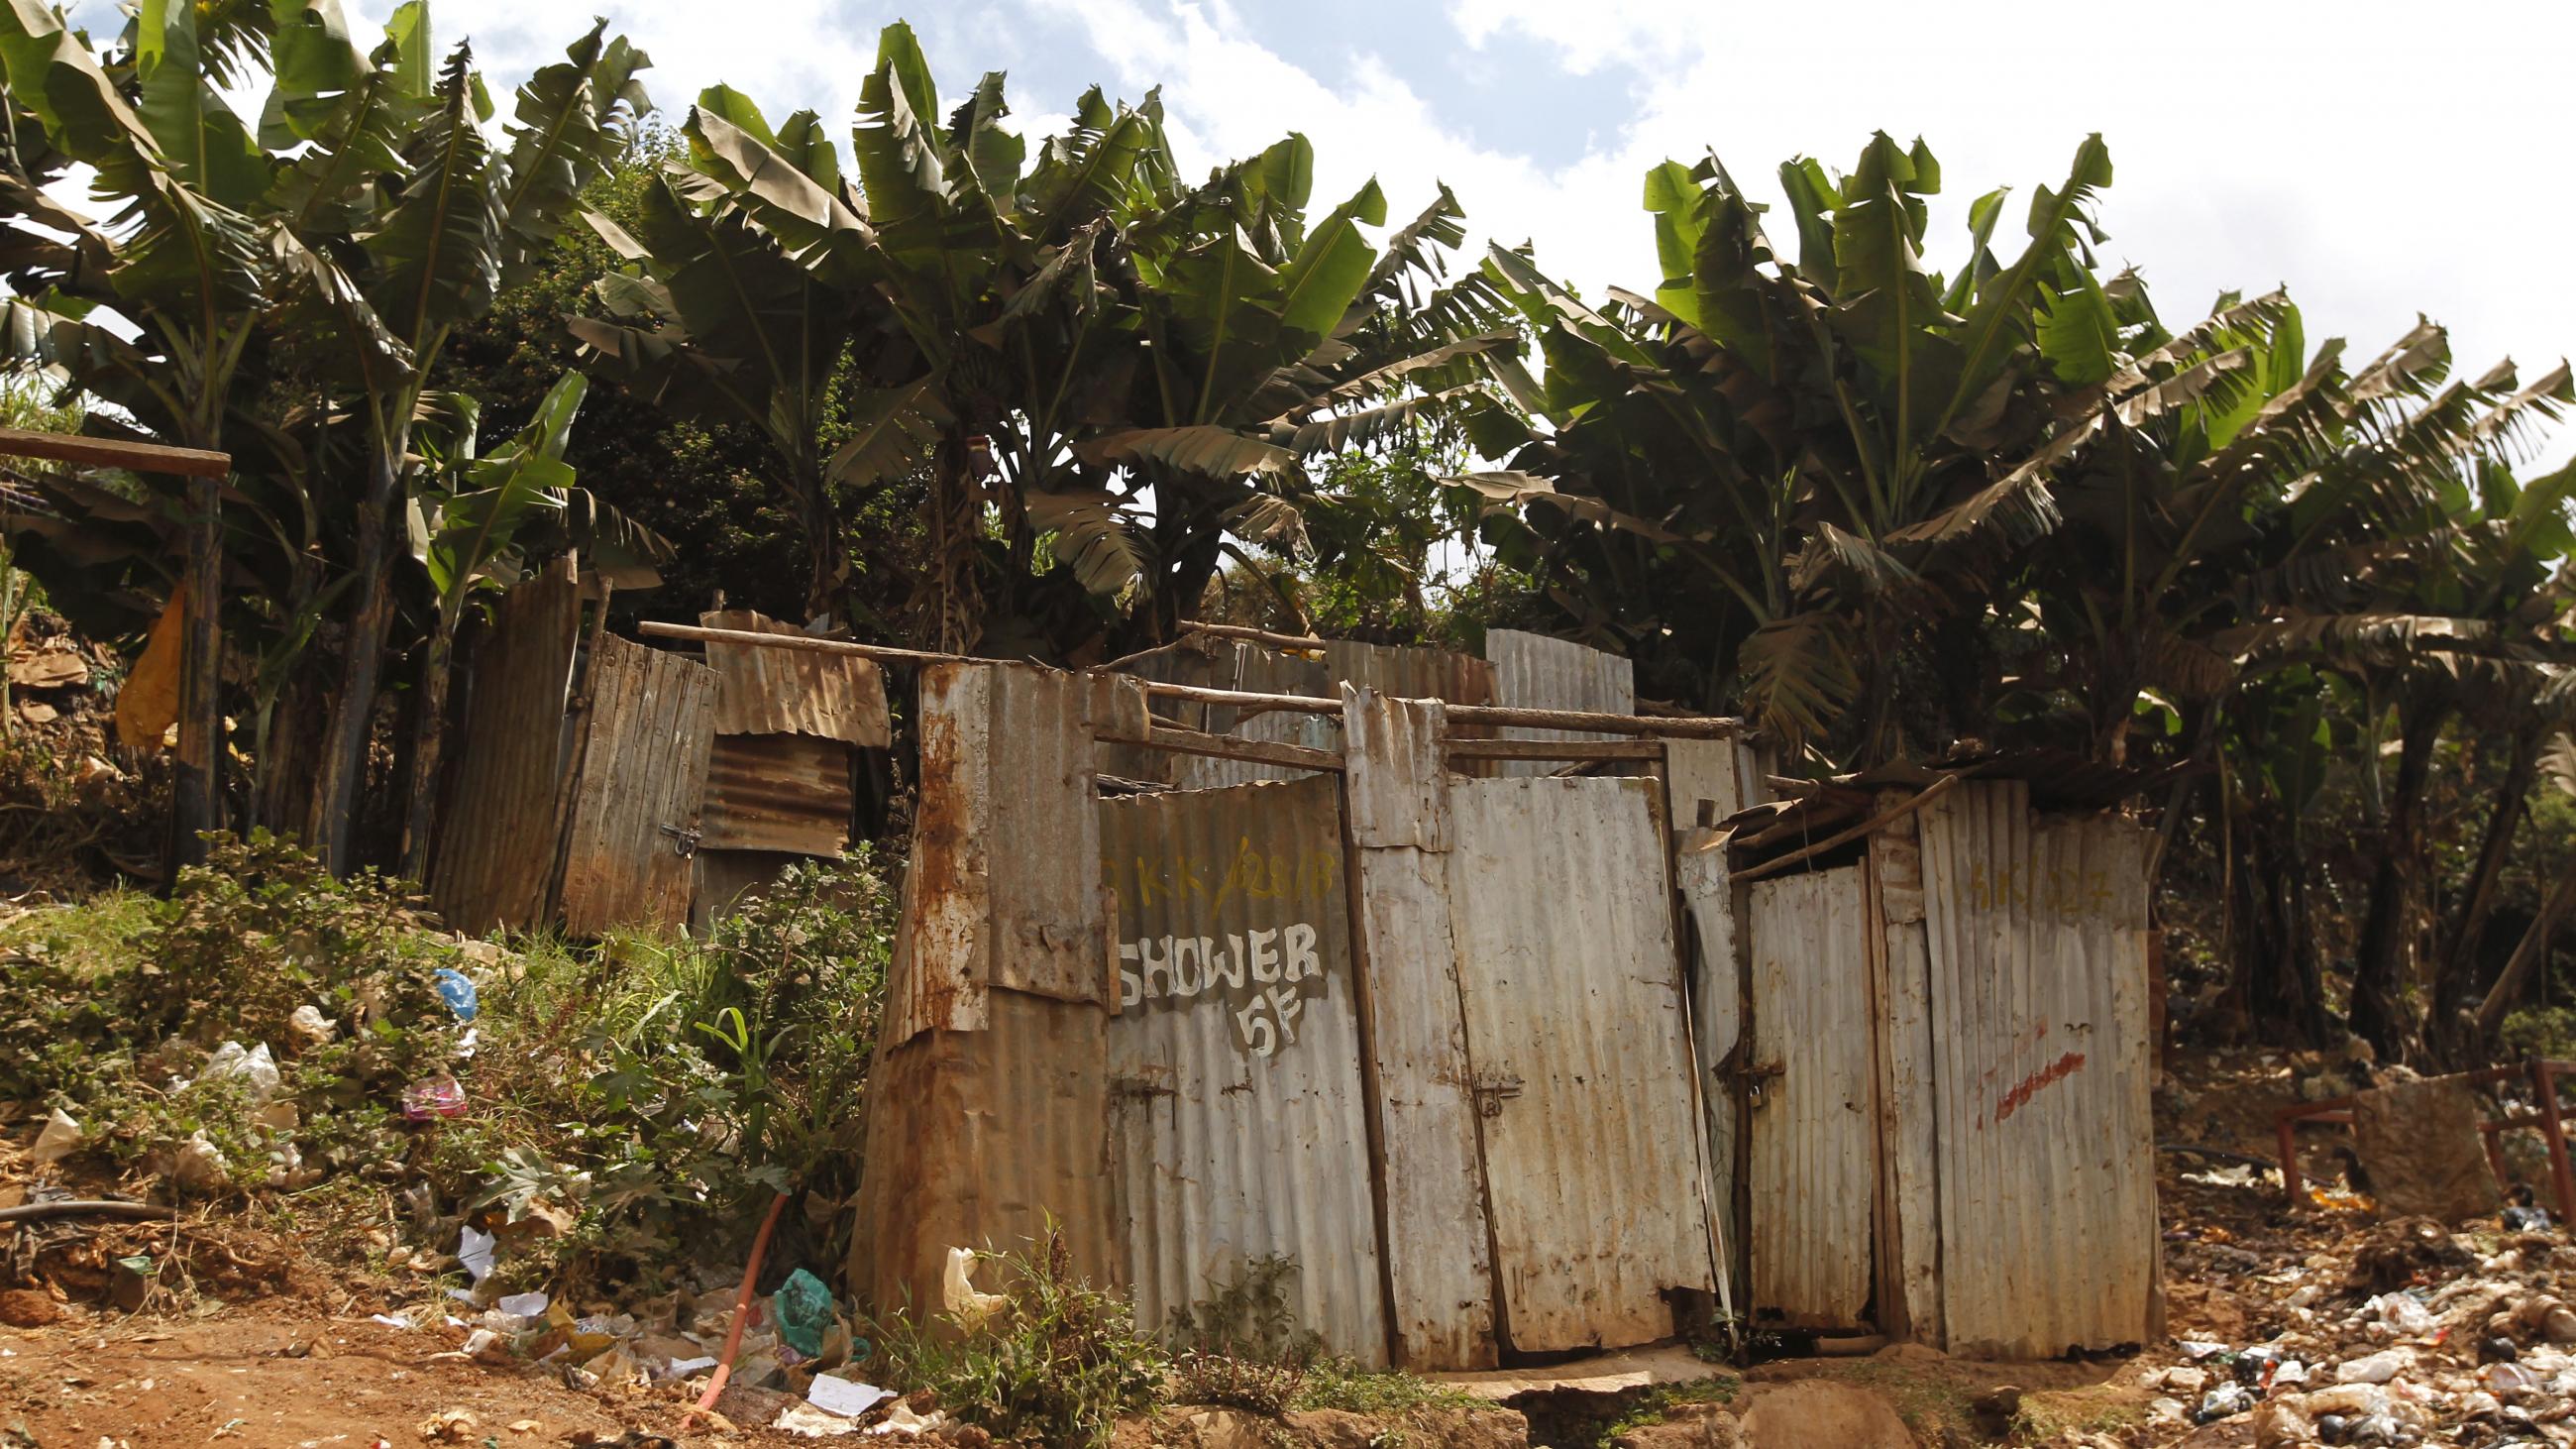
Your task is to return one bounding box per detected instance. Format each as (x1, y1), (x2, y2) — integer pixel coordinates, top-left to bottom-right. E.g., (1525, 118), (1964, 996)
(873, 1228), (1166, 1448)
(1599, 1376), (1740, 1446)
(0, 835), (896, 1293)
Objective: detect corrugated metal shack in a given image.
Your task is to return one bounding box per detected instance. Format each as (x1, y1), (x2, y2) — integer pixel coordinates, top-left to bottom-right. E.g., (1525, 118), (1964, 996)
(841, 626), (2162, 1370)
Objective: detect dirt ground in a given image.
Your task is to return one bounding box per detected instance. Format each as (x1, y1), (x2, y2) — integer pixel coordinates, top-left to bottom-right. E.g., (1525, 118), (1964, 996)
(5, 1045), (2569, 1448)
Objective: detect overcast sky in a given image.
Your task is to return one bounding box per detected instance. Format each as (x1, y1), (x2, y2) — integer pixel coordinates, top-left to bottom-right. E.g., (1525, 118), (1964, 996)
(54, 0), (2576, 466)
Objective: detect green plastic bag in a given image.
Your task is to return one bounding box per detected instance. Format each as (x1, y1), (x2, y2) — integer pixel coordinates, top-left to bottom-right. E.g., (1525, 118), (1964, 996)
(772, 1268), (835, 1358)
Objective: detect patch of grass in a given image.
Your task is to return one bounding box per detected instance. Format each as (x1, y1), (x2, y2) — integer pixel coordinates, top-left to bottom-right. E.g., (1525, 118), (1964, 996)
(1293, 1362), (1486, 1417)
(1600, 1375), (1739, 1443)
(872, 1228), (1166, 1449)
(2014, 1386), (2147, 1439)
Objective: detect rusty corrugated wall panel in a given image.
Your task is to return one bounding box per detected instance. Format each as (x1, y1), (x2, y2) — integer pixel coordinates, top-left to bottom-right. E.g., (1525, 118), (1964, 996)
(1446, 776), (1711, 1352)
(1175, 644), (1338, 791)
(1342, 688), (1496, 1371)
(852, 988), (1117, 1322)
(1744, 866), (1875, 1328)
(558, 635), (717, 938)
(1869, 800), (1942, 1344)
(1916, 782), (2154, 1357)
(1324, 640), (1495, 708)
(1673, 833), (1741, 1306)
(1097, 776), (1387, 1363)
(698, 732), (851, 856)
(886, 664), (1108, 1049)
(431, 565), (580, 933)
(700, 609), (891, 746)
(1483, 629), (1634, 777)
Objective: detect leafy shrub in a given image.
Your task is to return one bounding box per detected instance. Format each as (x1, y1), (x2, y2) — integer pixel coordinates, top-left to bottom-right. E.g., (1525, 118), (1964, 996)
(874, 1228), (1167, 1448)
(1166, 1255), (1322, 1413)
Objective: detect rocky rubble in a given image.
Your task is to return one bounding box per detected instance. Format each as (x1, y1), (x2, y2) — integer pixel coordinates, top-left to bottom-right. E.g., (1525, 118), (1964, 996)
(2146, 1199), (2576, 1447)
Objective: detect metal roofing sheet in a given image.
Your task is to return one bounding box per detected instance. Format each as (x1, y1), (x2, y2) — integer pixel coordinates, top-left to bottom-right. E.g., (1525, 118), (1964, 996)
(887, 664), (1107, 1048)
(852, 989), (1119, 1323)
(1743, 865), (1876, 1328)
(1915, 782), (2156, 1357)
(700, 609), (891, 746)
(1324, 640), (1495, 709)
(1097, 775), (1388, 1363)
(698, 731), (852, 856)
(1483, 629), (1635, 777)
(1445, 776), (1712, 1352)
(557, 634), (717, 938)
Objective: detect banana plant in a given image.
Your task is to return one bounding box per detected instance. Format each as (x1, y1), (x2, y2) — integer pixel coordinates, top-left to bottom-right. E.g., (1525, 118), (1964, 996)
(580, 22), (1514, 655)
(398, 373), (668, 879)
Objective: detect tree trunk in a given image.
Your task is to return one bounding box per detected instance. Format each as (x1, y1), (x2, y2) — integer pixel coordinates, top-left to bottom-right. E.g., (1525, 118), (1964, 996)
(165, 477), (225, 877)
(2474, 855), (2576, 1043)
(2431, 728), (2539, 1060)
(796, 470), (846, 626)
(310, 444), (403, 875)
(2348, 692), (2448, 1057)
(2233, 815), (2328, 1049)
(398, 613), (462, 883)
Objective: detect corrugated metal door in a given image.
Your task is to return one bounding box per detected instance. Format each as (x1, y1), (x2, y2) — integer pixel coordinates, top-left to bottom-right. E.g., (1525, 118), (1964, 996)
(558, 634), (718, 937)
(430, 564), (580, 933)
(1916, 783), (2155, 1357)
(1742, 866), (1876, 1328)
(1098, 775), (1388, 1364)
(1445, 775), (1712, 1352)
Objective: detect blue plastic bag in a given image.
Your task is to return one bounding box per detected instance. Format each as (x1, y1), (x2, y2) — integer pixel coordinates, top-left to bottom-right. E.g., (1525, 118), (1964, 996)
(433, 967), (479, 1022)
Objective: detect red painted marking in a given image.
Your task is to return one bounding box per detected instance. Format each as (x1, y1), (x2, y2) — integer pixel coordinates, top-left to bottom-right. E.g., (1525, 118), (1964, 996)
(1990, 1051), (2086, 1127)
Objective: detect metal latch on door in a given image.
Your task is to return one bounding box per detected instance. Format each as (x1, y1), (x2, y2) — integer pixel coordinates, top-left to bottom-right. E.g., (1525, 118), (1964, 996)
(658, 823), (701, 859)
(1714, 1044), (1784, 1107)
(1470, 1070), (1524, 1118)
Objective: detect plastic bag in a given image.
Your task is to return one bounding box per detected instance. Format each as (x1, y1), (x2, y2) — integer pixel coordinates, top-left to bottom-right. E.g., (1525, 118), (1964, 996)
(774, 1268), (836, 1358)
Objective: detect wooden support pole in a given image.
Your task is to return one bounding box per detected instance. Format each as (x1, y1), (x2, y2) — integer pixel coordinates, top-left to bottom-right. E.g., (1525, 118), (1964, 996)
(1096, 723), (1343, 773)
(1441, 703), (1742, 738)
(1178, 619), (1333, 652)
(0, 426), (230, 478)
(1732, 776), (1961, 884)
(1443, 737), (1667, 762)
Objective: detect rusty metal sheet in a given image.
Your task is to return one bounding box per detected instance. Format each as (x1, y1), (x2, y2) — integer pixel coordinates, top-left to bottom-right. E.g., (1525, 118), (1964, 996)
(430, 565), (580, 933)
(1744, 865), (1875, 1329)
(1445, 776), (1711, 1352)
(887, 663), (1106, 1049)
(1342, 686), (1495, 1370)
(851, 989), (1117, 1323)
(1342, 687), (1449, 851)
(1673, 833), (1741, 1308)
(1324, 639), (1495, 708)
(698, 732), (851, 856)
(700, 609), (891, 746)
(1483, 629), (1634, 777)
(1916, 782), (2155, 1357)
(1869, 802), (1942, 1344)
(558, 634), (717, 938)
(1097, 775), (1387, 1363)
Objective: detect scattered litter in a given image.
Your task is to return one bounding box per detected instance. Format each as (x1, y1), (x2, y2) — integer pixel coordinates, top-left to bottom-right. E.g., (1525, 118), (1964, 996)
(865, 1404), (944, 1437)
(2179, 1339), (2228, 1360)
(774, 1269), (835, 1358)
(495, 1290), (548, 1317)
(416, 1408), (477, 1442)
(401, 1076), (468, 1121)
(942, 1247), (1007, 1332)
(433, 967), (479, 1021)
(2195, 1381), (2253, 1422)
(196, 1042), (281, 1103)
(2334, 1348), (2411, 1385)
(455, 1225), (495, 1284)
(288, 1004), (339, 1047)
(806, 1374), (889, 1418)
(665, 1355), (718, 1378)
(773, 1402), (859, 1438)
(30, 1107), (82, 1164)
(2503, 1202), (2552, 1232)
(369, 1312), (414, 1330)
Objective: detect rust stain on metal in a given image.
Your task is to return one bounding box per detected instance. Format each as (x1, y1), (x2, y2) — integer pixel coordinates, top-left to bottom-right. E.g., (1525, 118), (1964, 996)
(699, 731), (852, 856)
(1445, 775), (1713, 1354)
(885, 665), (993, 1047)
(1098, 776), (1386, 1361)
(557, 634), (718, 938)
(430, 564), (581, 933)
(700, 609), (891, 746)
